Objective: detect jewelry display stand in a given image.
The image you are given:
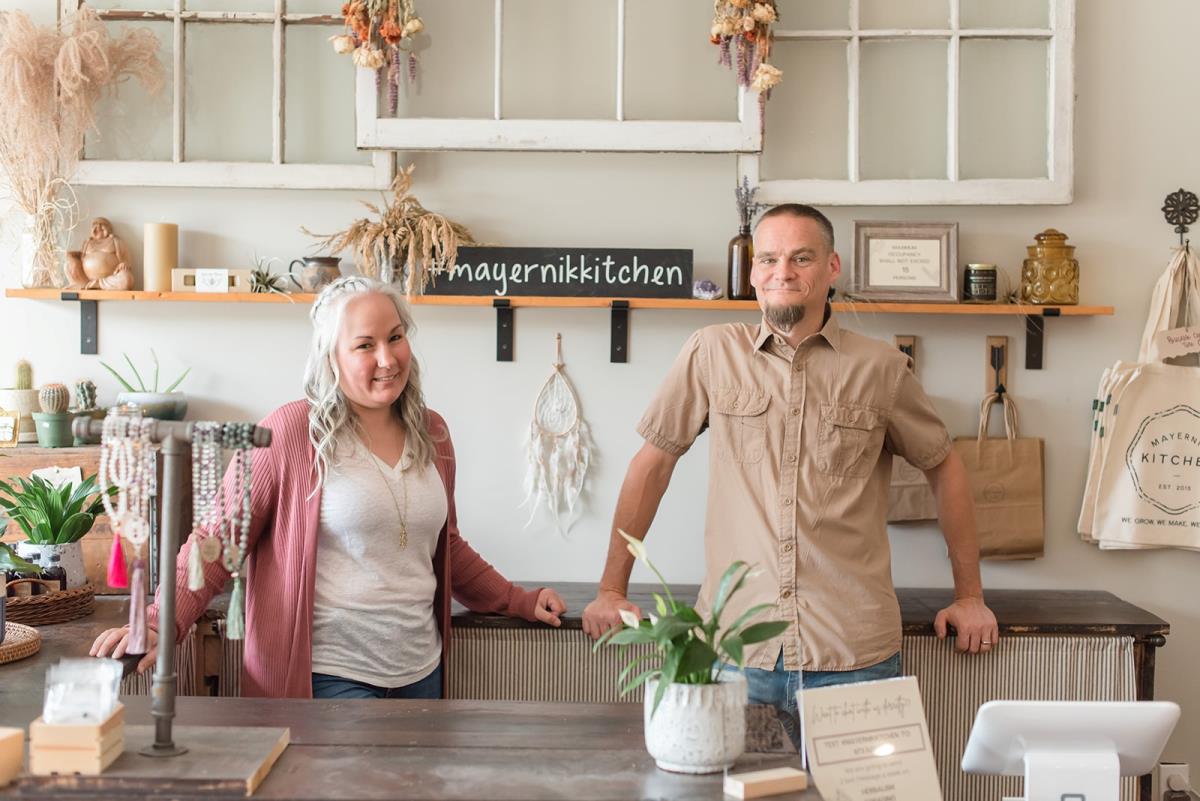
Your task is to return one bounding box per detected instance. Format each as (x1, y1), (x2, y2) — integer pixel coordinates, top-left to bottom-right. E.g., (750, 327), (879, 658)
(22, 417), (288, 796)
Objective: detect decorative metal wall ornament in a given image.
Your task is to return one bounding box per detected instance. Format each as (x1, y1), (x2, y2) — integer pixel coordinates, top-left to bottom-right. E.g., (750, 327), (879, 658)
(521, 334), (592, 535)
(1162, 188), (1198, 247)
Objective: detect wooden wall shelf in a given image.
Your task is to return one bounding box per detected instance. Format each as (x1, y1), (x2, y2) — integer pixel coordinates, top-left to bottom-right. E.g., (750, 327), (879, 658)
(4, 287), (1113, 366)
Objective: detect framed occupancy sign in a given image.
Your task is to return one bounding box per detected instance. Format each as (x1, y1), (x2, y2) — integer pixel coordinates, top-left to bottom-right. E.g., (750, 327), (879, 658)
(0, 407), (18, 447)
(852, 222), (959, 302)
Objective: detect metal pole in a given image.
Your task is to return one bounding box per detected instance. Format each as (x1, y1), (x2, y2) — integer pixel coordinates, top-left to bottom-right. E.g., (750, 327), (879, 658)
(142, 430), (187, 757)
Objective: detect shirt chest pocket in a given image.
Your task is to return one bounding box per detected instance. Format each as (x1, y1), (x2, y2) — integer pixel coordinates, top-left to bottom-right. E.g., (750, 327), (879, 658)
(712, 389), (770, 464)
(818, 403), (886, 477)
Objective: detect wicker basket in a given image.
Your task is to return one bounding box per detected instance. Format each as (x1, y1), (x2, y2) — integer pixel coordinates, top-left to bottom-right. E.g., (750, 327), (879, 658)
(5, 578), (95, 626)
(0, 621), (41, 665)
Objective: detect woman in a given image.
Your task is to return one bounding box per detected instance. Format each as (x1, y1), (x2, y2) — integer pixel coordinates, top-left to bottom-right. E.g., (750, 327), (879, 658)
(92, 277), (567, 699)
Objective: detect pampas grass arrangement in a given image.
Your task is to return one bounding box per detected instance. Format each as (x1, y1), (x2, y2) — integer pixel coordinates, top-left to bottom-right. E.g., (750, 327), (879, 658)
(304, 163), (476, 296)
(0, 6), (162, 287)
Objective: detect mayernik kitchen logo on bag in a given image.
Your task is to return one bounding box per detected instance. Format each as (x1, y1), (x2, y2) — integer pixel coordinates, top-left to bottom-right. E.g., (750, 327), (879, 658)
(1126, 404), (1200, 516)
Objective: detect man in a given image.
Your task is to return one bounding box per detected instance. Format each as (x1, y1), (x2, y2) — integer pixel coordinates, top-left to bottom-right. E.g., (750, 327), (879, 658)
(582, 203), (998, 747)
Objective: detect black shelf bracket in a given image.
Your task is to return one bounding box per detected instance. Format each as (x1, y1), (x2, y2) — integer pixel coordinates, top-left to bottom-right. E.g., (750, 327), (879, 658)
(494, 298), (513, 362)
(610, 300), (630, 363)
(1025, 307), (1060, 370)
(60, 292), (98, 355)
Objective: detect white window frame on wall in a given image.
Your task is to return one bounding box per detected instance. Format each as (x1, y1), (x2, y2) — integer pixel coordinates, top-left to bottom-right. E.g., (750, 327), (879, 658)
(740, 0), (1074, 206)
(355, 0), (763, 153)
(65, 0), (393, 190)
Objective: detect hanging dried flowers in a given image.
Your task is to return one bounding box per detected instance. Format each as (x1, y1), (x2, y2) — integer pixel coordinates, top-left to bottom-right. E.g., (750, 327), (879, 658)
(333, 0), (425, 116)
(0, 8), (162, 288)
(711, 0), (782, 108)
(302, 164), (477, 297)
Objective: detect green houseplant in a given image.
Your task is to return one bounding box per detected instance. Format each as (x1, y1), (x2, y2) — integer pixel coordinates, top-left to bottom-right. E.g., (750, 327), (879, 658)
(100, 349), (190, 420)
(0, 472), (114, 589)
(595, 531), (788, 774)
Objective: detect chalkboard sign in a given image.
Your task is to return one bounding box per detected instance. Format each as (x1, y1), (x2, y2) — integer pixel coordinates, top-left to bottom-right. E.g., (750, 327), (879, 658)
(426, 247), (693, 299)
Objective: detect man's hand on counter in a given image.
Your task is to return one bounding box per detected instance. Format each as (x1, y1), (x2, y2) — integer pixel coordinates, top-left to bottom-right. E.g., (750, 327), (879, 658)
(89, 625), (158, 674)
(534, 588), (568, 627)
(582, 590), (643, 640)
(934, 596), (999, 655)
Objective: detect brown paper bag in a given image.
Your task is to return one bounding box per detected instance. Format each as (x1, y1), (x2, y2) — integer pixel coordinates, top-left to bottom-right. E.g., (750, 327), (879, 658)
(887, 456), (938, 522)
(953, 393), (1044, 560)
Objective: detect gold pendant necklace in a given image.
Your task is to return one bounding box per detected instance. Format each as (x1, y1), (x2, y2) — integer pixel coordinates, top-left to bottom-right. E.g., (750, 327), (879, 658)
(362, 429), (409, 549)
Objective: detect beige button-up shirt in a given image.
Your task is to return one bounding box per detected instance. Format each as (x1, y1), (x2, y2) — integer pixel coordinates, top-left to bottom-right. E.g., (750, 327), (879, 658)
(637, 312), (952, 671)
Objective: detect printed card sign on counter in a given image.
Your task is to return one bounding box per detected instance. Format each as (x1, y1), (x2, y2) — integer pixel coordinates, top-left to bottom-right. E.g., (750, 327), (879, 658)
(800, 676), (943, 801)
(426, 247), (694, 298)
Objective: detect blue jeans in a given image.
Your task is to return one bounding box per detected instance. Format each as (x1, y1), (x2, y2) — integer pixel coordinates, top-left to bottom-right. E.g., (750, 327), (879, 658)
(735, 651), (902, 751)
(311, 663), (443, 699)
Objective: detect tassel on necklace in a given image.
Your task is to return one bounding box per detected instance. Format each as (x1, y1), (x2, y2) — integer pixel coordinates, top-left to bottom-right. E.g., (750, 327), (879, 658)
(226, 574), (245, 641)
(106, 536), (128, 589)
(127, 558), (147, 654)
(187, 539), (204, 592)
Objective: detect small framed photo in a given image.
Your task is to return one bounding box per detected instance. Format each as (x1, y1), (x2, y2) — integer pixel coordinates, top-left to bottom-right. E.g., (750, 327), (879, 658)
(852, 222), (958, 302)
(0, 408), (19, 448)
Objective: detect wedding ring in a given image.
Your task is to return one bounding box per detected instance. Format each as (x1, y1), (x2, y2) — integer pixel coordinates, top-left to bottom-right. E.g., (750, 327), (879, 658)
(981, 640), (992, 645)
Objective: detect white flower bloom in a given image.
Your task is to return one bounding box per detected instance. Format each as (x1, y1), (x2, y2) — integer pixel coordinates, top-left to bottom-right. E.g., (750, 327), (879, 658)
(742, 15), (756, 32)
(619, 529), (648, 562)
(403, 17), (424, 36)
(353, 47), (387, 70)
(618, 608), (641, 628)
(329, 34), (355, 55)
(721, 18), (737, 36)
(751, 62), (783, 93)
(752, 3), (777, 24)
(649, 613), (660, 626)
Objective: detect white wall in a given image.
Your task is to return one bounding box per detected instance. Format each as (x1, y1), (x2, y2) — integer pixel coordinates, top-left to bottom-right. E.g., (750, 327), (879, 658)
(3, 0), (1199, 766)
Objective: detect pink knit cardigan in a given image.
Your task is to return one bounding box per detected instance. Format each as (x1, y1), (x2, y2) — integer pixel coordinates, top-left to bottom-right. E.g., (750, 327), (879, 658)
(148, 400), (541, 698)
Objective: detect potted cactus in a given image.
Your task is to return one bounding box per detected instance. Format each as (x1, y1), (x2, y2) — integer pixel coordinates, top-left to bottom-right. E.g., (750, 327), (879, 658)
(31, 383), (73, 448)
(0, 360), (40, 443)
(71, 379), (104, 445)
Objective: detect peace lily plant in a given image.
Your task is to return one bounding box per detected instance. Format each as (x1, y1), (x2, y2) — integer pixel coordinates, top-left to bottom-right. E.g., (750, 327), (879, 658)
(594, 530), (789, 774)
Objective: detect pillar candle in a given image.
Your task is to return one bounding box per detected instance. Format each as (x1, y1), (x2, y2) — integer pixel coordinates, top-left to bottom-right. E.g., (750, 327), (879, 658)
(143, 222), (178, 292)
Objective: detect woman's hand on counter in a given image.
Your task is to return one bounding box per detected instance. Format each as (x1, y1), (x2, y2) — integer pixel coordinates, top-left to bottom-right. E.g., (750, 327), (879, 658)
(534, 588), (567, 627)
(581, 590), (643, 640)
(89, 625), (159, 674)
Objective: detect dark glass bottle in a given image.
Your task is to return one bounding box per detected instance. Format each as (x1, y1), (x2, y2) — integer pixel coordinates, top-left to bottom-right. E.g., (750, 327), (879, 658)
(727, 224), (755, 301)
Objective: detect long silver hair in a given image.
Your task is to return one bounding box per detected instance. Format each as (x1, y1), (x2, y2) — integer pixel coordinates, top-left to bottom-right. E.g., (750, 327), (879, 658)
(303, 276), (437, 492)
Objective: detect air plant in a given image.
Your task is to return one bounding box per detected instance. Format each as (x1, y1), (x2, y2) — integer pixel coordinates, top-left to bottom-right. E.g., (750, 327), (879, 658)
(99, 350), (189, 394)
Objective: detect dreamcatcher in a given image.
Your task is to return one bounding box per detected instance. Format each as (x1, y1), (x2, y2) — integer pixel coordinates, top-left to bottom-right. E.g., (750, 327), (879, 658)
(522, 334), (592, 534)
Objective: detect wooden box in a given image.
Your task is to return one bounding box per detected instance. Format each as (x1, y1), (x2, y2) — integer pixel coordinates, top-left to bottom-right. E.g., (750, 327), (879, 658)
(28, 703), (124, 777)
(0, 727), (23, 787)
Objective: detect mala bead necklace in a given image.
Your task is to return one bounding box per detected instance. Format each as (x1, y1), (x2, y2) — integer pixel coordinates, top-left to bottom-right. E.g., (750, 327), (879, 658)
(99, 409), (156, 653)
(187, 422), (224, 591)
(220, 423), (254, 640)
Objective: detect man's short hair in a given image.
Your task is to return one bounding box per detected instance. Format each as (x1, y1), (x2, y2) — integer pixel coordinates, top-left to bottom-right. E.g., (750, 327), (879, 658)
(756, 203), (835, 252)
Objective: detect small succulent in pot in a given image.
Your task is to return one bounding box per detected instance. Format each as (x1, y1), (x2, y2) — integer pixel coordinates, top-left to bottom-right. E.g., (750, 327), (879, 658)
(38, 383), (69, 414)
(74, 379), (97, 412)
(15, 360), (32, 391)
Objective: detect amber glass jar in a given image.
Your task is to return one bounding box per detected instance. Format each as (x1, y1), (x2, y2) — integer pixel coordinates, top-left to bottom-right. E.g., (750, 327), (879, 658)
(1020, 229), (1079, 305)
(727, 224), (755, 301)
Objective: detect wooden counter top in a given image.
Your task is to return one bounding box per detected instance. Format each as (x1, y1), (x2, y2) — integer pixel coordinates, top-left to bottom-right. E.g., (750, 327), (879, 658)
(451, 583), (1170, 639)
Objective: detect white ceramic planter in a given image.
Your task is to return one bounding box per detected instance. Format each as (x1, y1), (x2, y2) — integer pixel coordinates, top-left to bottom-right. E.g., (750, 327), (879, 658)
(0, 388), (40, 443)
(15, 541), (87, 589)
(115, 391), (187, 420)
(643, 672), (747, 774)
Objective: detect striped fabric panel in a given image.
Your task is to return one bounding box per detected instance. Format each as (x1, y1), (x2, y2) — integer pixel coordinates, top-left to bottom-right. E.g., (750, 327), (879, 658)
(903, 634), (1137, 801)
(447, 627), (655, 703)
(119, 625), (199, 696)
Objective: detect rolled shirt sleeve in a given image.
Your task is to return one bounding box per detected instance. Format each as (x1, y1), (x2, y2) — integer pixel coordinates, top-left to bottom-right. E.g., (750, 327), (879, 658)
(884, 363), (953, 470)
(636, 330), (711, 456)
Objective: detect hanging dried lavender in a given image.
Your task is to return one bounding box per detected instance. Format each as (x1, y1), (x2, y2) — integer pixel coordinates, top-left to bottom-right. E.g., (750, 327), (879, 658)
(388, 47), (401, 115)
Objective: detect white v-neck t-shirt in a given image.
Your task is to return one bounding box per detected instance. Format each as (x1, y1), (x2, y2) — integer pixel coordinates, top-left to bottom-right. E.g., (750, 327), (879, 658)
(310, 433), (448, 687)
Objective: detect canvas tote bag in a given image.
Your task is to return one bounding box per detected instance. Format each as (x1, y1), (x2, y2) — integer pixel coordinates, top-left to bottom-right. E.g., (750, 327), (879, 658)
(954, 393), (1045, 560)
(1089, 248), (1200, 549)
